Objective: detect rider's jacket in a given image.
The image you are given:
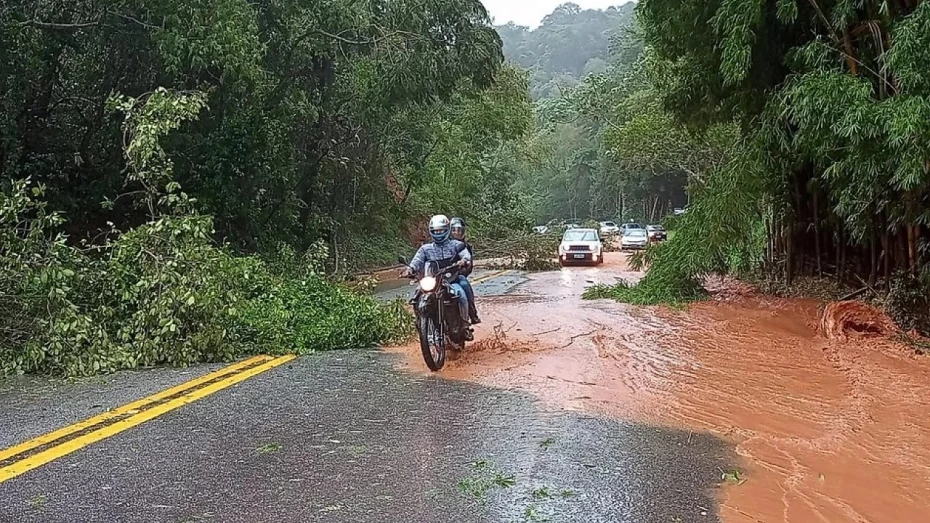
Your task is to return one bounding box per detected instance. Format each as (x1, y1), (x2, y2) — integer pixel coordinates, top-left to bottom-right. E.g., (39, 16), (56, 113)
(453, 241), (474, 277)
(408, 240), (470, 274)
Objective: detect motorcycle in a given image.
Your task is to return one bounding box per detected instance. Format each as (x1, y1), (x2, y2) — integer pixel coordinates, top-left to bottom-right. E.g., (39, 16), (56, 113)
(398, 257), (471, 371)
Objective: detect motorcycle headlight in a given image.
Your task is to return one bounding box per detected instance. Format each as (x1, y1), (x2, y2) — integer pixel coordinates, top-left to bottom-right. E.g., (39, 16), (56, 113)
(419, 276), (438, 292)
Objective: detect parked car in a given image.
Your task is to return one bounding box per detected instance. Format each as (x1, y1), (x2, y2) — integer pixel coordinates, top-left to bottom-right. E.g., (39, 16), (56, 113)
(558, 228), (604, 266)
(646, 224), (667, 242)
(532, 225), (550, 234)
(564, 223), (581, 230)
(599, 221), (621, 236)
(620, 228), (649, 250)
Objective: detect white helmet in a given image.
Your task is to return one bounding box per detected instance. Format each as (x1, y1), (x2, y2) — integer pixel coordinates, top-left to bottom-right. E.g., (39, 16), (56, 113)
(429, 215), (451, 243)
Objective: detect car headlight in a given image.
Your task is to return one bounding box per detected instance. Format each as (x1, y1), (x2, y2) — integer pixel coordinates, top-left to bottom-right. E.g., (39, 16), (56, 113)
(560, 244), (568, 252)
(419, 276), (437, 292)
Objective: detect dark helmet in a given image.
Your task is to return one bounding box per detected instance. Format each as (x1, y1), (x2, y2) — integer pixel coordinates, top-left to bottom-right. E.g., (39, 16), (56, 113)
(450, 217), (467, 241)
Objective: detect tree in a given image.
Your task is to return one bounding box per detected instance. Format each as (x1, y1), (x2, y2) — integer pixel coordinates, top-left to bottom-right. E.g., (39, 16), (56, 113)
(595, 0), (930, 318)
(0, 0), (527, 267)
(496, 2), (636, 100)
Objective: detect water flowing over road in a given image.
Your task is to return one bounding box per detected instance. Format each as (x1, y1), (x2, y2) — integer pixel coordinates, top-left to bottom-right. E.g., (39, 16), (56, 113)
(389, 253), (930, 522)
(2, 252), (928, 522)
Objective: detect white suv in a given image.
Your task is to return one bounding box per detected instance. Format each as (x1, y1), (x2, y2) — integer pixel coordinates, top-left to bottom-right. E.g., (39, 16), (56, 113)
(559, 228), (604, 266)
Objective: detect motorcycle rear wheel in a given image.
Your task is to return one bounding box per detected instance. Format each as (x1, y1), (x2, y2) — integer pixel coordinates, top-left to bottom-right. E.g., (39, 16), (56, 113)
(418, 314), (446, 371)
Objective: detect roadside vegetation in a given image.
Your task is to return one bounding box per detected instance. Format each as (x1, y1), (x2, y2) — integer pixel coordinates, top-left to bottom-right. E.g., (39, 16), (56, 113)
(0, 0), (531, 376)
(7, 0), (930, 375)
(566, 0), (930, 335)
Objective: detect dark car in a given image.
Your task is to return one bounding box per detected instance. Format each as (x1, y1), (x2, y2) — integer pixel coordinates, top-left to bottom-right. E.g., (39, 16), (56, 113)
(646, 225), (667, 242)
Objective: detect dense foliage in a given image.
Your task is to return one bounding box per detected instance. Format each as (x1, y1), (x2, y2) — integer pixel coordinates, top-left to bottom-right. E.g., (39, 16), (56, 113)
(1, 89), (412, 376)
(496, 2), (636, 100)
(0, 0), (531, 375)
(1, 0), (532, 267)
(578, 0), (930, 330)
(501, 5), (692, 226)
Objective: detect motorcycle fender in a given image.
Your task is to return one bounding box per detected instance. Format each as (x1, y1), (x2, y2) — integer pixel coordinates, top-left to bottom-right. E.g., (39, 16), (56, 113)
(417, 293), (434, 312)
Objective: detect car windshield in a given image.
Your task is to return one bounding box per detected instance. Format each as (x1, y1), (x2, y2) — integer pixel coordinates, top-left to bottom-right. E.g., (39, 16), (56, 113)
(626, 223), (643, 229)
(647, 225), (664, 231)
(563, 230), (598, 242)
(602, 221), (616, 227)
(625, 229), (647, 237)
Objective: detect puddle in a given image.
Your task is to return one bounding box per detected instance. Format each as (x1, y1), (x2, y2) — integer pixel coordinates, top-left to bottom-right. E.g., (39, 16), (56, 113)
(386, 252), (930, 522)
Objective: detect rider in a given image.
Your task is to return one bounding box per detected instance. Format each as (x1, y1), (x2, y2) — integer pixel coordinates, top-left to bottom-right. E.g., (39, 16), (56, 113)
(450, 217), (480, 325)
(401, 215), (474, 337)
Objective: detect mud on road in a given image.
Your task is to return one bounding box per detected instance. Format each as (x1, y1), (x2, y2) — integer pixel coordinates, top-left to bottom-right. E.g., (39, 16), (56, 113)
(388, 252), (930, 522)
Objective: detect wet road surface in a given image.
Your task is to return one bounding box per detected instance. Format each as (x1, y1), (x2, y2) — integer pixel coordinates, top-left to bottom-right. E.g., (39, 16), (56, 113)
(10, 250), (924, 522)
(385, 253), (930, 522)
(0, 264), (733, 523)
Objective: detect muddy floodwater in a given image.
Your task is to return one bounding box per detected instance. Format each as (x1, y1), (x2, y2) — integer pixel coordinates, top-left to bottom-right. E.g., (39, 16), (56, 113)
(387, 252), (930, 522)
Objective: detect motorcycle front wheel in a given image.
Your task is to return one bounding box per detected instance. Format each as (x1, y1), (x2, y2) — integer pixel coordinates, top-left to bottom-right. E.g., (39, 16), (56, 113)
(418, 314), (446, 371)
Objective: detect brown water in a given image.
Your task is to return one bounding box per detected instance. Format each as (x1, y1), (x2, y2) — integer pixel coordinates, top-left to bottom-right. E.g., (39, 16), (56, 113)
(386, 252), (930, 522)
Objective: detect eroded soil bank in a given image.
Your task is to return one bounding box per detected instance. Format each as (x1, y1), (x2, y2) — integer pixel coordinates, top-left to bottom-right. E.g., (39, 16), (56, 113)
(387, 253), (930, 522)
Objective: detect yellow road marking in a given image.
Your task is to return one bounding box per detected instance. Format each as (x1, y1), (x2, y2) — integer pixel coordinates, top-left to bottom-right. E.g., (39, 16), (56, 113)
(0, 354), (271, 463)
(0, 272), (509, 483)
(0, 354), (295, 484)
(471, 269), (510, 285)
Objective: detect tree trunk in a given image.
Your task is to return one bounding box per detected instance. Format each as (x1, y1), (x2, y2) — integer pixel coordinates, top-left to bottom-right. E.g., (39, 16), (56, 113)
(813, 190), (822, 276)
(764, 217), (773, 271)
(908, 222), (917, 275)
(896, 226), (908, 271)
(836, 226), (844, 281)
(882, 227), (891, 288)
(869, 225), (878, 287)
(772, 218), (785, 263)
(786, 221), (795, 286)
(843, 28), (859, 76)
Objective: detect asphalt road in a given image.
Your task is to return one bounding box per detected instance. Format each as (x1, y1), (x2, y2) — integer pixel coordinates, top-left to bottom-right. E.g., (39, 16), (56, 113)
(0, 271), (733, 523)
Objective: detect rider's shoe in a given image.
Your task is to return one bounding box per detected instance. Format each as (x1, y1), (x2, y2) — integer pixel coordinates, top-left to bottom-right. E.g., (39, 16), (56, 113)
(465, 328), (474, 341)
(469, 305), (481, 325)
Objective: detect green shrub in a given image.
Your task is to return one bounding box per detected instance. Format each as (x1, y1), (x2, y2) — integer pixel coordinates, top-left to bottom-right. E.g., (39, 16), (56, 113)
(236, 275), (412, 355)
(583, 273), (706, 305)
(1, 88), (415, 377)
(0, 180), (413, 377)
(584, 143), (766, 306)
(885, 271), (930, 336)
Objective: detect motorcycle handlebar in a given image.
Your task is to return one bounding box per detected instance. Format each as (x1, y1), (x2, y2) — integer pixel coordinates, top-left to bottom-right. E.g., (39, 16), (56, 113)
(406, 263), (465, 282)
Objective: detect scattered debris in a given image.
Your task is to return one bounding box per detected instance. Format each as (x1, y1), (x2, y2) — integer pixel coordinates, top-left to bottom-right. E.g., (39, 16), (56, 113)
(256, 443), (282, 454)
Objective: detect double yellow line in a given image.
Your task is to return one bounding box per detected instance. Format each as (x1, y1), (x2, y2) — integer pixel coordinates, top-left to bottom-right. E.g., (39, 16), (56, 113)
(0, 354), (294, 484)
(0, 269), (514, 484)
